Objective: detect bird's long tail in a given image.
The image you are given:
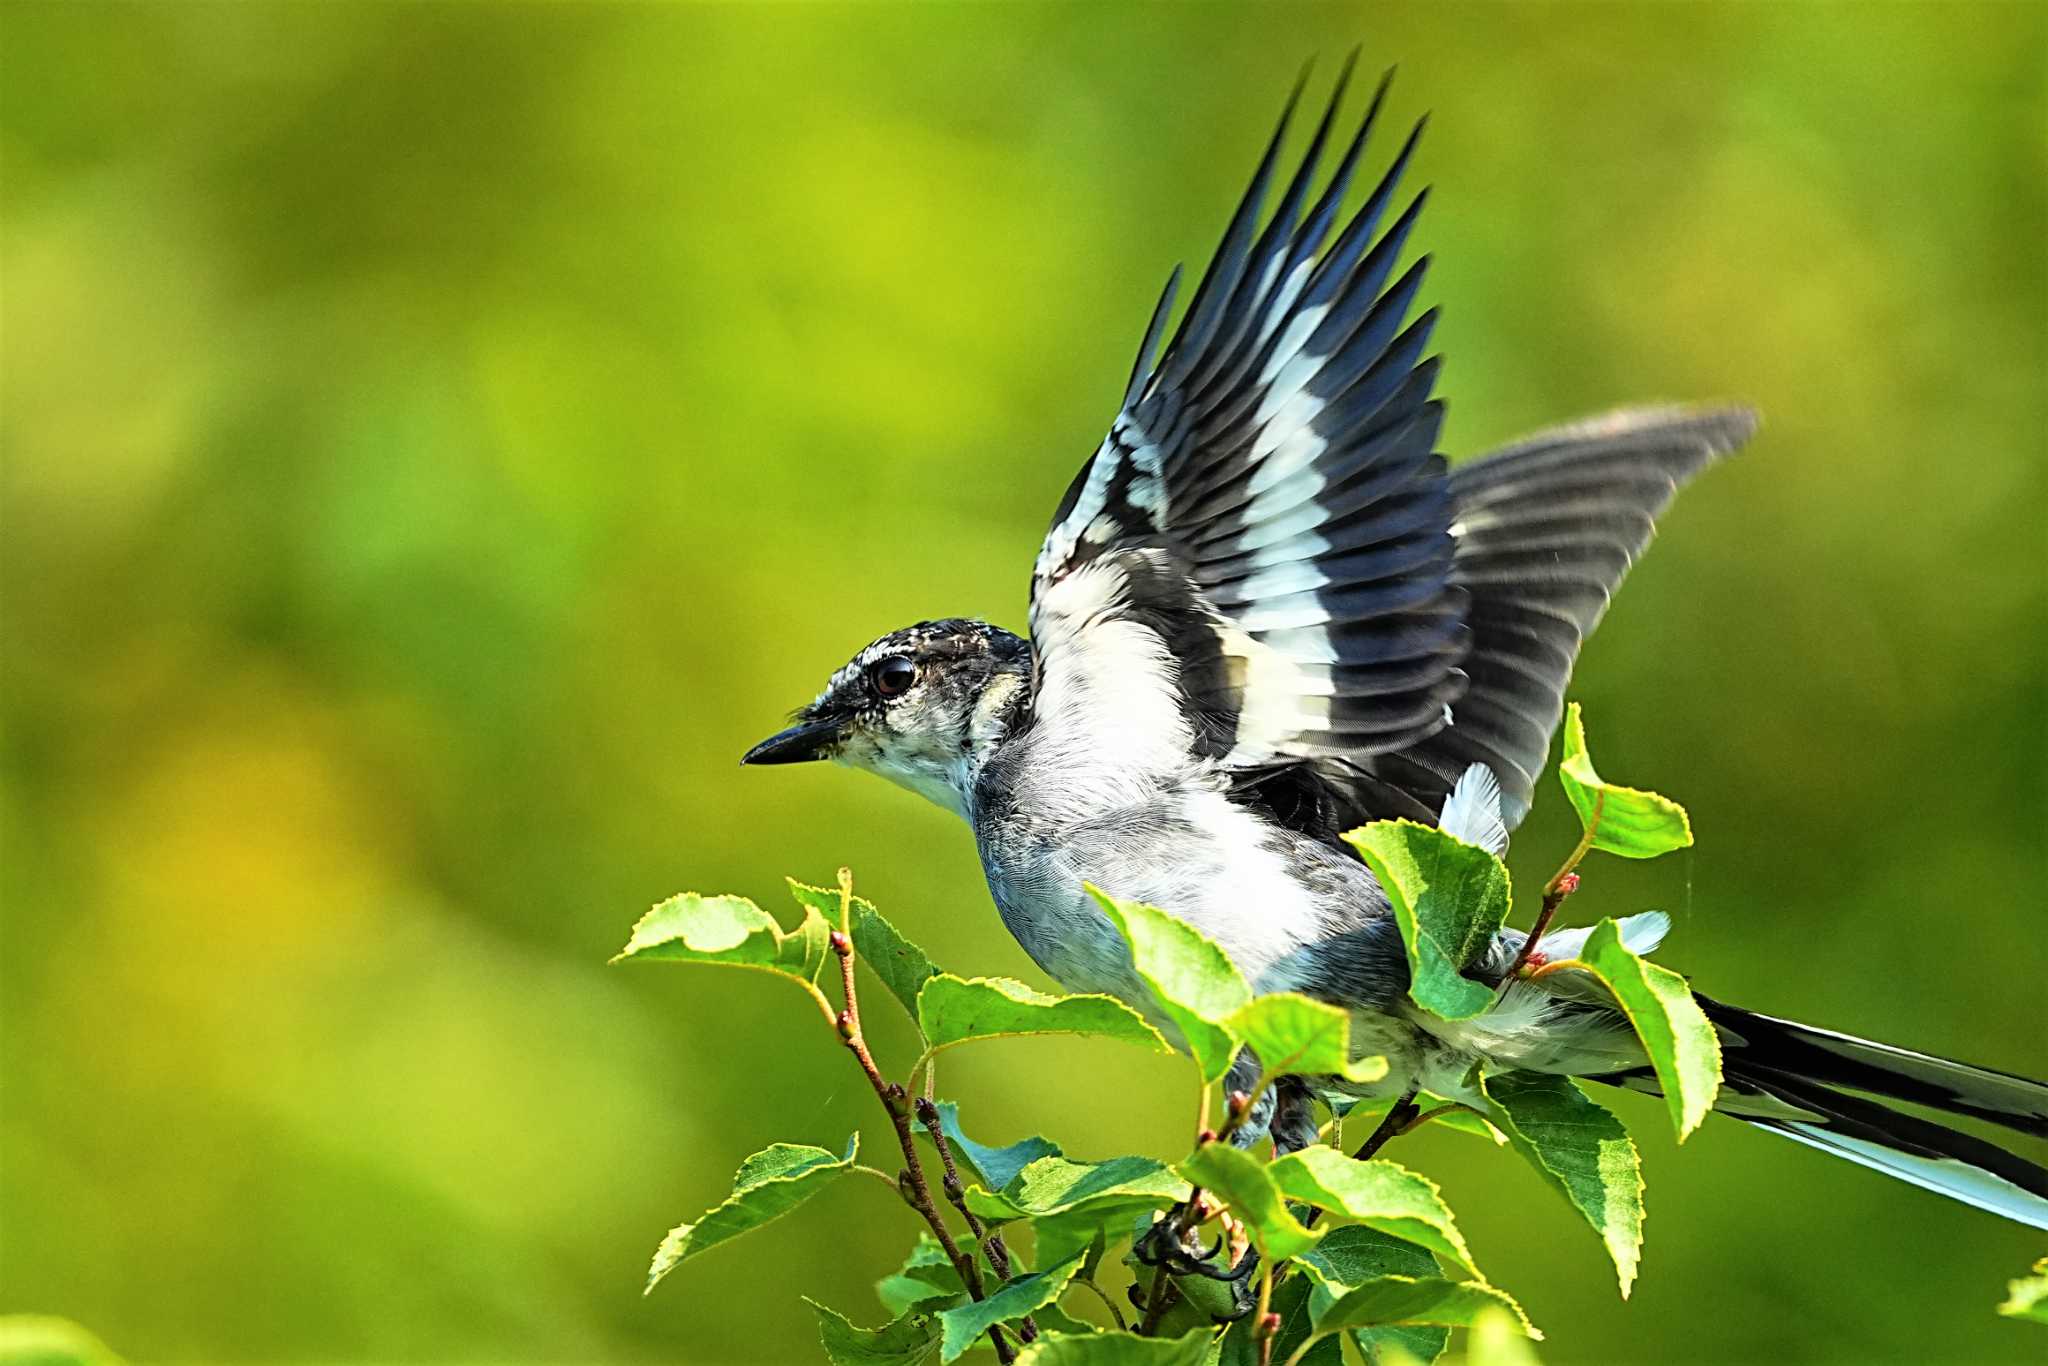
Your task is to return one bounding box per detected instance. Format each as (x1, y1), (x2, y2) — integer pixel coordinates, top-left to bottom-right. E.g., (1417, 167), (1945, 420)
(1603, 997), (2048, 1229)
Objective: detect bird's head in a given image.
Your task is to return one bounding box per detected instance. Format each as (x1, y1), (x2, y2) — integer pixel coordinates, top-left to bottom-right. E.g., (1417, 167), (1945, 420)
(742, 618), (1031, 820)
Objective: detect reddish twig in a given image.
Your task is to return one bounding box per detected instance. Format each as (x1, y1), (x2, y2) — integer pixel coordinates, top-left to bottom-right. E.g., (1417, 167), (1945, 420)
(829, 872), (1012, 1364)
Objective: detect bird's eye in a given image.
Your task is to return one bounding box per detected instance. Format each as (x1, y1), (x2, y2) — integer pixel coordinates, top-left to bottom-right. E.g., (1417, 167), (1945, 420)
(869, 655), (916, 698)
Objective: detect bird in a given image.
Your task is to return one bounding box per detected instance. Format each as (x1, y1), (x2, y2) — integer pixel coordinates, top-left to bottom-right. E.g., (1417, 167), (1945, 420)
(740, 60), (2048, 1231)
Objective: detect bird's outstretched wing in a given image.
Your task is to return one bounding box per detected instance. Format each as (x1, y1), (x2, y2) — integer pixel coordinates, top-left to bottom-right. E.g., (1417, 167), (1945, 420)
(1027, 64), (1754, 838)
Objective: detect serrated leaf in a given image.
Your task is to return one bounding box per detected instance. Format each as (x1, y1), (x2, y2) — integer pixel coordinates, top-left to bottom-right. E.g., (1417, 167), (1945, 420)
(1338, 1094), (1505, 1144)
(917, 975), (1171, 1055)
(1311, 1276), (1537, 1339)
(1223, 993), (1389, 1084)
(1178, 1142), (1321, 1261)
(645, 1135), (857, 1293)
(1480, 1071), (1643, 1297)
(877, 1235), (968, 1317)
(1089, 887), (1250, 1083)
(1558, 704), (1692, 859)
(808, 1299), (943, 1366)
(613, 892), (833, 1000)
(1572, 919), (1721, 1140)
(789, 879), (941, 1025)
(937, 1253), (1086, 1362)
(1345, 822), (1510, 1021)
(1296, 1225), (1449, 1364)
(2000, 1256), (2048, 1323)
(922, 1100), (1063, 1193)
(1014, 1328), (1214, 1365)
(965, 1155), (1187, 1225)
(1267, 1148), (1479, 1277)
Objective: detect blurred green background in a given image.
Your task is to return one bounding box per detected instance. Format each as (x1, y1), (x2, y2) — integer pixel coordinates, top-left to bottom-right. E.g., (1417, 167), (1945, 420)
(4, 2), (2043, 1362)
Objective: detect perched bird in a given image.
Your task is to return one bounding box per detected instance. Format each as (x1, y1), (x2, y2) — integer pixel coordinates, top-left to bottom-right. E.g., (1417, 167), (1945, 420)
(742, 64), (2048, 1228)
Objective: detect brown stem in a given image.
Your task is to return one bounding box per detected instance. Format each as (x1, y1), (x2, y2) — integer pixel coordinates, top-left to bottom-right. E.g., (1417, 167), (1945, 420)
(918, 1097), (1036, 1344)
(830, 874), (1013, 1364)
(1500, 798), (1601, 986)
(1136, 1258), (1179, 1336)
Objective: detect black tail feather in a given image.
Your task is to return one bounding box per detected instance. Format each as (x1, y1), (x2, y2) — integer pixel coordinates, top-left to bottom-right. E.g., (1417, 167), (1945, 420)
(1593, 999), (2048, 1229)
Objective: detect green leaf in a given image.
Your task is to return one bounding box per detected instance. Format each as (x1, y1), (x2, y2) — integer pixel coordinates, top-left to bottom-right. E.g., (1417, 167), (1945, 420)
(1014, 1328), (1215, 1365)
(876, 1235), (967, 1317)
(1177, 1142), (1321, 1261)
(613, 892), (833, 1003)
(1480, 1071), (1643, 1297)
(1218, 1275), (1339, 1366)
(1296, 1225), (1450, 1364)
(1999, 1256), (2048, 1324)
(1089, 887), (1250, 1083)
(807, 1300), (942, 1366)
(1345, 821), (1510, 1021)
(1267, 1148), (1479, 1277)
(965, 1155), (1187, 1225)
(1557, 703), (1692, 859)
(1573, 919), (1721, 1140)
(1223, 993), (1389, 1084)
(645, 1135), (857, 1293)
(1338, 1094), (1505, 1144)
(937, 1254), (1086, 1362)
(789, 879), (941, 1025)
(1310, 1276), (1537, 1339)
(925, 1100), (1063, 1193)
(917, 975), (1171, 1056)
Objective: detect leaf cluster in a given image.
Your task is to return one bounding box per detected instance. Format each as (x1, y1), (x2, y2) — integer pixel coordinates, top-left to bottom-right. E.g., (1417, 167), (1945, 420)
(609, 709), (1791, 1361)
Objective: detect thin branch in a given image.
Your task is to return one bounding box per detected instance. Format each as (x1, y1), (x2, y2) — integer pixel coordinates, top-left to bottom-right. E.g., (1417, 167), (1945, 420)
(1072, 1275), (1128, 1332)
(1501, 791), (1602, 984)
(829, 871), (1013, 1365)
(917, 1096), (1036, 1344)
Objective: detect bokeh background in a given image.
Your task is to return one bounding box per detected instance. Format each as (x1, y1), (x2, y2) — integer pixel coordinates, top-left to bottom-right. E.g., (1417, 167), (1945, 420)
(4, 2), (2043, 1362)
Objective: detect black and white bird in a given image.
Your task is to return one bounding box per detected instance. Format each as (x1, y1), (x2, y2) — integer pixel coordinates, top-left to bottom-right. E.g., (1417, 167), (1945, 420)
(742, 66), (2048, 1229)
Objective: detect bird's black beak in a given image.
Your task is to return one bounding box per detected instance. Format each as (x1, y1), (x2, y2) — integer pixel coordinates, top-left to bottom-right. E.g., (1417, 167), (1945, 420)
(741, 715), (842, 766)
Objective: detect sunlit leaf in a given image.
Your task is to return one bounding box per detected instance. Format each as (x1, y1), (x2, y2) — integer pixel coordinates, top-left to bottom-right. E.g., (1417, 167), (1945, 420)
(2000, 1256), (2048, 1324)
(1295, 1225), (1449, 1364)
(1266, 1148), (1479, 1277)
(1572, 919), (1721, 1140)
(613, 892), (833, 1004)
(789, 879), (940, 1025)
(1223, 993), (1389, 1084)
(925, 1100), (1063, 1193)
(645, 1135), (858, 1293)
(1090, 887), (1249, 1083)
(917, 975), (1171, 1055)
(1178, 1142), (1321, 1261)
(937, 1253), (1086, 1363)
(964, 1155), (1187, 1226)
(1338, 1094), (1505, 1144)
(807, 1299), (943, 1366)
(1310, 1276), (1537, 1339)
(1480, 1071), (1643, 1297)
(1557, 704), (1692, 859)
(1345, 822), (1510, 1021)
(1014, 1328), (1214, 1365)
